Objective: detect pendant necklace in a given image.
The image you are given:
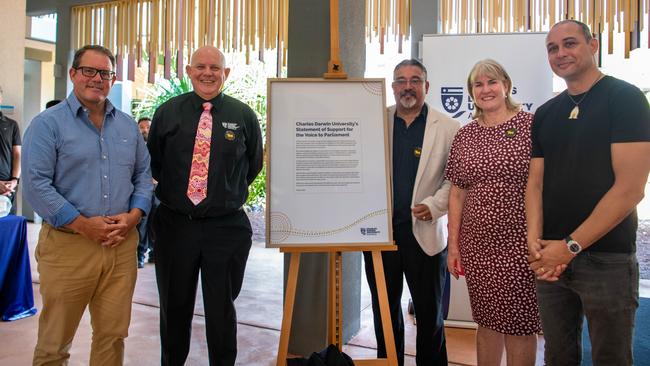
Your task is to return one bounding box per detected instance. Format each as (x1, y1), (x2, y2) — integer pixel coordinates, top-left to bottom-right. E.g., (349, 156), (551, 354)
(567, 73), (605, 120)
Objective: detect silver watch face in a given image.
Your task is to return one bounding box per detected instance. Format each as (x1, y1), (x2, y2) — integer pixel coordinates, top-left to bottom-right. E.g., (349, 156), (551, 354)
(568, 242), (581, 253)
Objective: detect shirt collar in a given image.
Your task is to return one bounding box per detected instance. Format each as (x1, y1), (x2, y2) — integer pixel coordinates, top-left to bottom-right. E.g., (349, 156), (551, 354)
(66, 92), (117, 117)
(191, 91), (225, 111)
(395, 103), (428, 124)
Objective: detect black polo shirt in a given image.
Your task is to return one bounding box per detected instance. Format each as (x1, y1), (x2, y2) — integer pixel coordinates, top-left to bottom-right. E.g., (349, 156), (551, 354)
(392, 104), (427, 226)
(148, 92), (263, 222)
(0, 111), (21, 180)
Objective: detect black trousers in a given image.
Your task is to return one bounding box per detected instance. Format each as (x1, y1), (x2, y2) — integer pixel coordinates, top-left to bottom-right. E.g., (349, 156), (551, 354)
(153, 205), (252, 366)
(363, 222), (448, 366)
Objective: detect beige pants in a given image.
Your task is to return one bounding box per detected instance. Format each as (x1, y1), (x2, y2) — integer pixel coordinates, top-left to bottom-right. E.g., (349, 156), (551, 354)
(33, 223), (138, 366)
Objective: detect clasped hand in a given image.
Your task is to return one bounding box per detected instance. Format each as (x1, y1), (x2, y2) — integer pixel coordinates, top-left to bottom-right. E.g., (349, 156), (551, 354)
(0, 180), (17, 196)
(67, 211), (141, 247)
(527, 238), (573, 282)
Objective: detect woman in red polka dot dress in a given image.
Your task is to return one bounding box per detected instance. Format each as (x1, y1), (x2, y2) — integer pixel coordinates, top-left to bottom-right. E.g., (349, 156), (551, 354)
(445, 59), (541, 366)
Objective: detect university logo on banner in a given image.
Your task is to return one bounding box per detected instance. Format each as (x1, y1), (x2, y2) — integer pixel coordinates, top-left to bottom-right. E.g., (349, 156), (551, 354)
(440, 87), (464, 118)
(439, 85), (532, 122)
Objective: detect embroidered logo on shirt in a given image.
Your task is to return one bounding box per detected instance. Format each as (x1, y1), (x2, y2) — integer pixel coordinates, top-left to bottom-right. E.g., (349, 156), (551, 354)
(224, 130), (236, 141)
(222, 122), (240, 130)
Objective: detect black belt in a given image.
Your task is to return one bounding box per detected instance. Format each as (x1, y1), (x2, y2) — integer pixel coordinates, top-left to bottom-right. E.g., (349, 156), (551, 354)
(159, 201), (243, 221)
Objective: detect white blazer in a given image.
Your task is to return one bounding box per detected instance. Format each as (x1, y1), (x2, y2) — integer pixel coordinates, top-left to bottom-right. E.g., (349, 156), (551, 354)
(387, 103), (460, 256)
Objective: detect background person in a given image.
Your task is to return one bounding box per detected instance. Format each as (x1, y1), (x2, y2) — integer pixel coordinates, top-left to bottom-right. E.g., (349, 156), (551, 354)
(136, 116), (158, 268)
(0, 85), (21, 215)
(445, 59), (540, 366)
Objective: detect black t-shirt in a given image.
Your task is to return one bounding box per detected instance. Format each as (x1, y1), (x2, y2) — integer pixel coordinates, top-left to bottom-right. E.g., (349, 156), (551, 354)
(148, 92), (263, 222)
(532, 76), (650, 253)
(392, 105), (427, 226)
(0, 112), (21, 180)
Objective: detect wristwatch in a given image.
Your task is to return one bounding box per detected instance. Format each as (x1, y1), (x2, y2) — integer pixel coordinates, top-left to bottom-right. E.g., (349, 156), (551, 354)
(10, 176), (19, 183)
(564, 235), (582, 255)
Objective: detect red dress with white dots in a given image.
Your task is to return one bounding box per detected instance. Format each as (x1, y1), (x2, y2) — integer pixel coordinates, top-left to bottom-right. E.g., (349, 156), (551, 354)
(444, 110), (541, 335)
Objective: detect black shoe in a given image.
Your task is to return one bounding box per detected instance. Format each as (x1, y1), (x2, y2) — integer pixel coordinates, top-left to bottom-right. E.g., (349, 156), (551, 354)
(147, 250), (155, 263)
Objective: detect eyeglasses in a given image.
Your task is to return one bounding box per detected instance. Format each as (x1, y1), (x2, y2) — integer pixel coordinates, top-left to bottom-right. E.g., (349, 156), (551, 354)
(392, 78), (424, 87)
(74, 66), (116, 80)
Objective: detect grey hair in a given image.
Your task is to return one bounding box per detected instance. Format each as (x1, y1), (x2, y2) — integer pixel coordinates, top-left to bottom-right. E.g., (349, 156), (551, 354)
(393, 59), (428, 81)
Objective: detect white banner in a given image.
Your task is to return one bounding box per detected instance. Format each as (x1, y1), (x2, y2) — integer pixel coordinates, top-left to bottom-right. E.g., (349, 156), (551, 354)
(422, 32), (554, 125)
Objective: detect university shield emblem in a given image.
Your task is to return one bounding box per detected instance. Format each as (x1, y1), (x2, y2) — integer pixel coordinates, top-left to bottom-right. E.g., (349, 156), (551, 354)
(440, 87), (464, 114)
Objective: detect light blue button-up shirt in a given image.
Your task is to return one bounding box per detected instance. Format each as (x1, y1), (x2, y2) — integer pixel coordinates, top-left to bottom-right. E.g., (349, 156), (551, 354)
(21, 93), (153, 227)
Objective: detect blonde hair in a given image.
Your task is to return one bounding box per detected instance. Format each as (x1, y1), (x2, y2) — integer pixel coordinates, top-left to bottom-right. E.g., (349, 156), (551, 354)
(466, 59), (520, 119)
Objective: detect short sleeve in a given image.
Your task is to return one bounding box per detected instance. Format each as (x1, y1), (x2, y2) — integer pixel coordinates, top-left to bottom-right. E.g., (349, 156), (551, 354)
(531, 105), (546, 158)
(12, 120), (21, 146)
(444, 130), (469, 189)
(609, 83), (650, 143)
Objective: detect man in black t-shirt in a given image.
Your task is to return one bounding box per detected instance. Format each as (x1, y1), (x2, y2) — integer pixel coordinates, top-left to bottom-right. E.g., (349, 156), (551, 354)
(526, 20), (650, 364)
(0, 85), (21, 215)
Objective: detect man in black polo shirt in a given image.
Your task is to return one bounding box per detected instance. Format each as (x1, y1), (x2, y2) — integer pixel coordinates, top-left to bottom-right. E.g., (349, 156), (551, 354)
(526, 20), (650, 364)
(0, 85), (21, 215)
(148, 46), (263, 365)
(363, 59), (459, 366)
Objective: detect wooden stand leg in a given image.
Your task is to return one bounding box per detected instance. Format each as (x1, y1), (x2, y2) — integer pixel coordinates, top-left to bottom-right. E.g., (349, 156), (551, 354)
(327, 251), (344, 349)
(276, 246), (398, 366)
(276, 252), (301, 366)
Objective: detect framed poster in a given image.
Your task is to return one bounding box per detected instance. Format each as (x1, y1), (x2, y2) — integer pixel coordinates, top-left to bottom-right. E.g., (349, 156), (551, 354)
(266, 78), (392, 247)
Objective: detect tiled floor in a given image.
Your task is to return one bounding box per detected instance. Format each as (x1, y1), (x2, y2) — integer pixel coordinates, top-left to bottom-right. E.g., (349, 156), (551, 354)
(0, 223), (550, 365)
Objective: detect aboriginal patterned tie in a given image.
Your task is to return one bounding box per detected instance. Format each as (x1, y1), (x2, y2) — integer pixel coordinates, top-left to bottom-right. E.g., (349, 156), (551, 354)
(187, 102), (213, 205)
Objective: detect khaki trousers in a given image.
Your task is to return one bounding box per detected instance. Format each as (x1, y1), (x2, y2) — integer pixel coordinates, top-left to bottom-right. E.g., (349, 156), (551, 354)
(33, 223), (138, 366)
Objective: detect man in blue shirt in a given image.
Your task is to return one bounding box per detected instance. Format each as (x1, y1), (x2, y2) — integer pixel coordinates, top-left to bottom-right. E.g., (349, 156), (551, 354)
(22, 45), (153, 366)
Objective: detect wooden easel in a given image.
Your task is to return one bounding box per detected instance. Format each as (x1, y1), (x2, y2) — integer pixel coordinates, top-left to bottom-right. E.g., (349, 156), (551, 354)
(276, 245), (399, 366)
(275, 1), (395, 364)
(323, 0), (347, 79)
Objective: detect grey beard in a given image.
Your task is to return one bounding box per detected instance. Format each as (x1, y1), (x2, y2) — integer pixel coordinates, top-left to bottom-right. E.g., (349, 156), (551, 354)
(399, 96), (417, 109)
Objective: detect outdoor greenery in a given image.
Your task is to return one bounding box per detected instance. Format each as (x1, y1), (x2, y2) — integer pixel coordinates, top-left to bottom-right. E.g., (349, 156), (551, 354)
(134, 57), (270, 208)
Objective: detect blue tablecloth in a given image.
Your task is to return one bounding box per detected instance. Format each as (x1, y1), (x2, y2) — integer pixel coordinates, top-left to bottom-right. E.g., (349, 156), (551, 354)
(0, 215), (37, 321)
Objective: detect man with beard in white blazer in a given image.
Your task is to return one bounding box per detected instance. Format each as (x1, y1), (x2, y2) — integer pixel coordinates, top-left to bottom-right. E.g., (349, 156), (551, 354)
(364, 59), (460, 366)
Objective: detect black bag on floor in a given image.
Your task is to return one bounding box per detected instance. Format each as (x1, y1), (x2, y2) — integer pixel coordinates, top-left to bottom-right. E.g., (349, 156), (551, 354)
(287, 344), (355, 366)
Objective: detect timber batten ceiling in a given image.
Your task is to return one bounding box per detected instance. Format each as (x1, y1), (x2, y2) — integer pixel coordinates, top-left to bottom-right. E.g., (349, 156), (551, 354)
(440, 0), (649, 58)
(72, 0), (289, 82)
(71, 0), (649, 83)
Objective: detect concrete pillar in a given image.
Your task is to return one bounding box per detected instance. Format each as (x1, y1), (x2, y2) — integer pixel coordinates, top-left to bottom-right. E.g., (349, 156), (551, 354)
(284, 0), (365, 356)
(411, 0), (440, 59)
(0, 0), (26, 214)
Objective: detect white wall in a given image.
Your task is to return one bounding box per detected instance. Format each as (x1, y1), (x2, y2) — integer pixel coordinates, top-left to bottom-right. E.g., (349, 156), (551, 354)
(0, 1), (27, 214)
(25, 38), (56, 110)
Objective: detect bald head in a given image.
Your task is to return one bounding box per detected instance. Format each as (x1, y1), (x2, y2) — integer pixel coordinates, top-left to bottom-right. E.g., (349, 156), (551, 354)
(186, 46), (230, 100)
(190, 46), (227, 67)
